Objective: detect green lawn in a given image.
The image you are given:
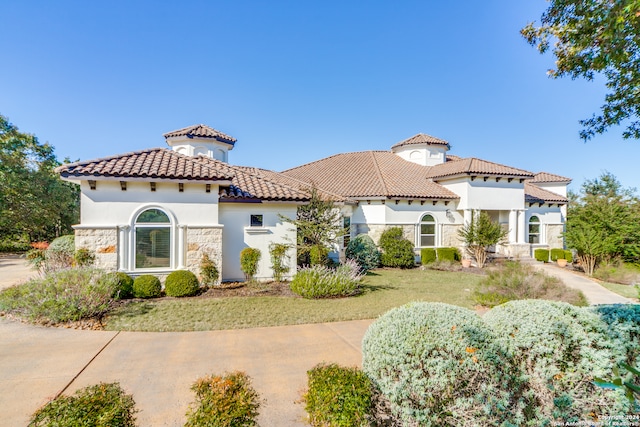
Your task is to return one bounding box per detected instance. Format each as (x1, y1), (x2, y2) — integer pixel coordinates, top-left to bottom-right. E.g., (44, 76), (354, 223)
(104, 268), (481, 332)
(601, 281), (638, 299)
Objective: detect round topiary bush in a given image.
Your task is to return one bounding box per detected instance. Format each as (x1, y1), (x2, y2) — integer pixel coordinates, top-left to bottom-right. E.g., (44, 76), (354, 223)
(362, 302), (524, 426)
(132, 275), (161, 298)
(378, 227), (415, 269)
(484, 300), (631, 422)
(111, 272), (134, 299)
(345, 234), (380, 272)
(164, 270), (200, 297)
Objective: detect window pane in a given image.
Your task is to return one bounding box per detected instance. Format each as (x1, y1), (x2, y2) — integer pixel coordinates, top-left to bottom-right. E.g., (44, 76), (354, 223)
(421, 224), (435, 235)
(421, 236), (435, 247)
(136, 227), (170, 268)
(250, 214), (263, 227)
(529, 216), (539, 223)
(529, 235), (540, 244)
(529, 224), (540, 234)
(136, 209), (170, 223)
(421, 214), (435, 222)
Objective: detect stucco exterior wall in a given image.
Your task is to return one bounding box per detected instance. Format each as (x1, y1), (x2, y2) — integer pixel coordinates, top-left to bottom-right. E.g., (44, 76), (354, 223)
(439, 178), (525, 211)
(74, 226), (118, 270)
(218, 203), (298, 282)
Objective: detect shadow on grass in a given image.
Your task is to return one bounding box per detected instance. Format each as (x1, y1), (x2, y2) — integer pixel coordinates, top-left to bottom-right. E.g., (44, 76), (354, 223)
(110, 301), (154, 318)
(359, 283), (396, 295)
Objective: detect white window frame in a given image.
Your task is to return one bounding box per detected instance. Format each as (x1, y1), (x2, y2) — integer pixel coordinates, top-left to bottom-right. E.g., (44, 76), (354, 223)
(528, 215), (541, 244)
(129, 206), (176, 272)
(418, 213), (437, 248)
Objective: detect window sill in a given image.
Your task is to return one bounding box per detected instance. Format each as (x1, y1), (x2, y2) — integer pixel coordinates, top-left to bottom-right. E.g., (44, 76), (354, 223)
(245, 227), (270, 234)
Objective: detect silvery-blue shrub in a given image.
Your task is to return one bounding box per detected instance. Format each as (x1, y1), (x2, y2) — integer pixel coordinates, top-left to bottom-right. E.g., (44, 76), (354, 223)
(345, 234), (380, 272)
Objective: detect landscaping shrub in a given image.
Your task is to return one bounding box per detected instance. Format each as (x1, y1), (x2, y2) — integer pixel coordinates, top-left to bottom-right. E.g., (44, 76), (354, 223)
(269, 242), (290, 282)
(240, 247), (261, 281)
(420, 248), (436, 265)
(74, 247), (95, 267)
(474, 261), (587, 307)
(564, 250), (573, 263)
(185, 371), (260, 427)
(0, 239), (31, 253)
(304, 363), (372, 427)
(378, 227), (415, 269)
(30, 382), (137, 427)
(362, 302), (525, 426)
(200, 253), (219, 286)
(550, 248), (566, 262)
(534, 248), (549, 262)
(436, 247), (459, 262)
(290, 260), (363, 299)
(593, 261), (640, 285)
(110, 272), (134, 299)
(345, 234), (380, 272)
(164, 270), (200, 297)
(132, 274), (161, 298)
(44, 234), (76, 270)
(590, 304), (640, 368)
(484, 300), (632, 423)
(0, 268), (118, 323)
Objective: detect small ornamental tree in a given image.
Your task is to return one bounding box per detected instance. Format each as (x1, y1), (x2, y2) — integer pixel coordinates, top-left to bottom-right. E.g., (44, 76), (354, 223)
(200, 253), (219, 286)
(240, 247), (261, 281)
(269, 243), (290, 282)
(458, 211), (508, 268)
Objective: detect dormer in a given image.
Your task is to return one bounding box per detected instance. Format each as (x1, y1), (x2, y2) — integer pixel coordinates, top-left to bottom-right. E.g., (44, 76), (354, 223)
(391, 133), (450, 166)
(163, 124), (237, 162)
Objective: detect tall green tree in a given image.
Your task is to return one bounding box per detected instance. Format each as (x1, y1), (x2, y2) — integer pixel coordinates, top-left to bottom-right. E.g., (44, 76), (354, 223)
(0, 115), (79, 242)
(565, 172), (640, 275)
(458, 211), (508, 268)
(522, 0), (640, 140)
(281, 187), (344, 266)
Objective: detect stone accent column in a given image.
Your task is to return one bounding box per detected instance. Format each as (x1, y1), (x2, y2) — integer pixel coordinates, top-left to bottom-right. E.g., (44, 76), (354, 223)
(74, 226), (118, 270)
(185, 226), (223, 282)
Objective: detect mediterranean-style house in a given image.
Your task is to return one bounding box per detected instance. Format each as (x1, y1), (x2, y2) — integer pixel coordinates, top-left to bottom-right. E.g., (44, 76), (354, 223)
(56, 124), (570, 281)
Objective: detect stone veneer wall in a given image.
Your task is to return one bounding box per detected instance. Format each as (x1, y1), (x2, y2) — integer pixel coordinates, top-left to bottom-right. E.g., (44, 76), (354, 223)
(185, 227), (223, 283)
(74, 227), (118, 270)
(356, 224), (414, 245)
(546, 224), (565, 248)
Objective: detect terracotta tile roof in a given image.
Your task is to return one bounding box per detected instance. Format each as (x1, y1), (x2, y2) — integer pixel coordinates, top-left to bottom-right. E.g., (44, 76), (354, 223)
(55, 148), (236, 181)
(163, 124), (237, 145)
(531, 172), (572, 183)
(282, 151), (458, 199)
(193, 158), (314, 202)
(525, 183), (568, 204)
(446, 154), (462, 162)
(391, 133), (449, 149)
(425, 157), (535, 180)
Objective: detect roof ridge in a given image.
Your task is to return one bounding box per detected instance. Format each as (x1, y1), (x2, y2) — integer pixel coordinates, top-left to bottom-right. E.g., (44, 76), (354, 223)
(370, 152), (390, 196)
(467, 157), (533, 174)
(281, 150), (390, 173)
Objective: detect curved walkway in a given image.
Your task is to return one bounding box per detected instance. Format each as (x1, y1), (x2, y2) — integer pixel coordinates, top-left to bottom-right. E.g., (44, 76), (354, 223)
(1, 256), (633, 426)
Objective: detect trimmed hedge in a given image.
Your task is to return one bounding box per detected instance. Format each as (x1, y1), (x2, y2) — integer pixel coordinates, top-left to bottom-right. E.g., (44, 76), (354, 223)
(345, 234), (380, 272)
(534, 248), (549, 262)
(379, 227), (415, 269)
(564, 250), (573, 263)
(185, 371), (260, 427)
(111, 272), (134, 299)
(436, 247), (459, 262)
(550, 248), (566, 261)
(420, 248), (436, 265)
(132, 275), (161, 298)
(30, 382), (137, 427)
(164, 270), (200, 297)
(304, 363), (372, 427)
(363, 302), (525, 426)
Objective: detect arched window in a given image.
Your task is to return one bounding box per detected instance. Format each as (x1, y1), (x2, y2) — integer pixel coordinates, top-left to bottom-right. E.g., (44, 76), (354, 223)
(135, 208), (171, 269)
(420, 214), (436, 247)
(528, 216), (540, 244)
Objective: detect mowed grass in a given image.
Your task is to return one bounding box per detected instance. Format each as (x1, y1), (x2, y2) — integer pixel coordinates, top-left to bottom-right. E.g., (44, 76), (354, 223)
(104, 268), (481, 332)
(601, 281), (638, 299)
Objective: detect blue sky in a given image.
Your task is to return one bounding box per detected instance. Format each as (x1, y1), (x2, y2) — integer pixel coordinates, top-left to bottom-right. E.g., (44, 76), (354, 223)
(2, 1), (639, 191)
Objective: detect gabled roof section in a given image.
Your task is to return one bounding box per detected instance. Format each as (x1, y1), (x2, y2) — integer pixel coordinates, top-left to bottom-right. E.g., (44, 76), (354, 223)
(391, 133), (449, 150)
(531, 172), (572, 183)
(55, 148), (236, 181)
(193, 158), (314, 202)
(525, 182), (568, 204)
(425, 157), (535, 180)
(163, 124), (237, 145)
(282, 151), (458, 199)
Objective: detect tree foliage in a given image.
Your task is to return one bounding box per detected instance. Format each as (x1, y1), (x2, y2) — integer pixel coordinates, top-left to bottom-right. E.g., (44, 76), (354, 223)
(565, 172), (640, 275)
(0, 114), (79, 242)
(282, 187), (344, 266)
(522, 0), (640, 140)
(458, 211), (508, 268)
